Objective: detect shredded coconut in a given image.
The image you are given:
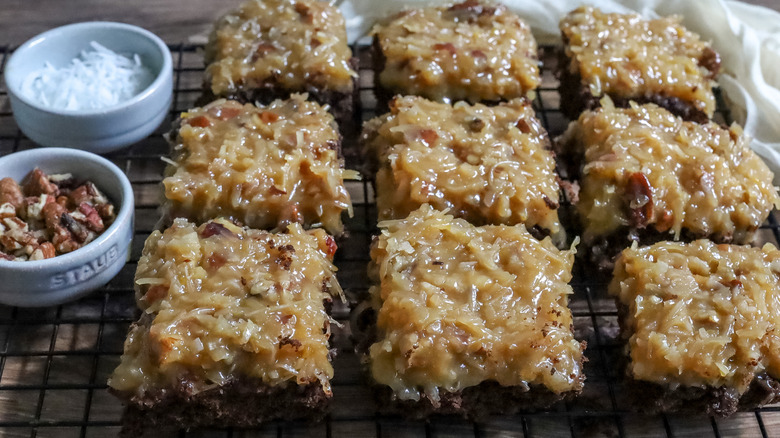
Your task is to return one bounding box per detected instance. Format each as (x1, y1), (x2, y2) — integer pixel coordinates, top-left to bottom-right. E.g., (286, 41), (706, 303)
(20, 41), (154, 111)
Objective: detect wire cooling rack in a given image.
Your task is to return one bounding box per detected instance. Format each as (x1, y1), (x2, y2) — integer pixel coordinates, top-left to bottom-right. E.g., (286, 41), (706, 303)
(0, 42), (779, 438)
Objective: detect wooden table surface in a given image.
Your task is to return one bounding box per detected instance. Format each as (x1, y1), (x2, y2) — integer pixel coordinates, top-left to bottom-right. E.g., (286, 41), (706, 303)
(0, 0), (778, 47)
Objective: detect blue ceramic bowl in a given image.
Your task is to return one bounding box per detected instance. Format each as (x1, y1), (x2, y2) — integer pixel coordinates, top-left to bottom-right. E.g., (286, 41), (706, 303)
(4, 22), (173, 152)
(0, 148), (134, 307)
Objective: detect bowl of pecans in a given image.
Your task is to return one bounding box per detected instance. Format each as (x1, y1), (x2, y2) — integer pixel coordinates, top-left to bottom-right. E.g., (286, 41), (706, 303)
(0, 148), (134, 307)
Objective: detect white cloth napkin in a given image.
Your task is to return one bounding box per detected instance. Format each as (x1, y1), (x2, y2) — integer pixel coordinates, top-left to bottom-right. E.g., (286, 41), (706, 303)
(338, 0), (780, 182)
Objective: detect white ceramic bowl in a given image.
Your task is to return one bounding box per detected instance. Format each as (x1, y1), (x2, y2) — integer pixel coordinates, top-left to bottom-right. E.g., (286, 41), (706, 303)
(0, 148), (134, 307)
(4, 22), (173, 152)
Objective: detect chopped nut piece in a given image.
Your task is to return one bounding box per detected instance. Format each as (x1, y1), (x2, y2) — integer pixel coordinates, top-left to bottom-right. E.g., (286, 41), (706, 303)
(38, 242), (56, 259)
(0, 203), (17, 219)
(200, 222), (236, 238)
(0, 177), (24, 209)
(69, 185), (92, 207)
(23, 168), (59, 197)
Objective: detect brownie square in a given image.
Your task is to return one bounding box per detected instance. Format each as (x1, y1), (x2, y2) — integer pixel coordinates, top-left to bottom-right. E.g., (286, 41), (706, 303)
(109, 218), (342, 434)
(204, 0), (357, 122)
(610, 239), (780, 416)
(372, 0), (540, 106)
(558, 102), (779, 268)
(364, 205), (585, 418)
(559, 6), (721, 122)
(362, 95), (564, 244)
(163, 95), (355, 235)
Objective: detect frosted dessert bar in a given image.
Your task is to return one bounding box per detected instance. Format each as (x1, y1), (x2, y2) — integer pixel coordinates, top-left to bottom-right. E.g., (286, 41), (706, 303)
(558, 101), (779, 268)
(163, 95), (355, 235)
(362, 95), (563, 244)
(109, 218), (342, 433)
(610, 240), (780, 416)
(372, 0), (540, 106)
(204, 0), (357, 121)
(364, 205), (585, 417)
(559, 6), (721, 122)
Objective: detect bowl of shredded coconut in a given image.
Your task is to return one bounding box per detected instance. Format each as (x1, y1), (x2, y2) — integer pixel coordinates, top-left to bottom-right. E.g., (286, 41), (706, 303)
(4, 22), (172, 152)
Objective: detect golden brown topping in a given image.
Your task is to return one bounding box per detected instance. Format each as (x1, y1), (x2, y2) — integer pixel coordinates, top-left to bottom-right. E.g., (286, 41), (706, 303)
(109, 218), (343, 397)
(205, 0), (356, 97)
(610, 240), (780, 392)
(163, 95), (354, 235)
(561, 6), (720, 117)
(560, 101), (779, 244)
(363, 96), (563, 243)
(373, 0), (539, 103)
(368, 205), (585, 403)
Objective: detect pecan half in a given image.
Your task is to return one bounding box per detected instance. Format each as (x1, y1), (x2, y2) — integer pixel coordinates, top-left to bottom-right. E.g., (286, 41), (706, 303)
(625, 172), (654, 228)
(23, 168), (59, 197)
(0, 178), (24, 209)
(200, 222), (237, 239)
(699, 47), (721, 79)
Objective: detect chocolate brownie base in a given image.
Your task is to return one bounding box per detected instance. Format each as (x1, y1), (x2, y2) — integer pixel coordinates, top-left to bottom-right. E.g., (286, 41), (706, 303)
(374, 381), (575, 420)
(625, 376), (780, 417)
(115, 380), (329, 437)
(199, 57), (358, 129)
(584, 229), (661, 274)
(614, 304), (780, 417)
(582, 226), (745, 275)
(372, 36), (393, 112)
(557, 56), (710, 124)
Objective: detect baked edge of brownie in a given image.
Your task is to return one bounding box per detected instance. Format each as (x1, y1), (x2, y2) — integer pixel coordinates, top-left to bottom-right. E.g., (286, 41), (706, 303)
(113, 379), (330, 437)
(613, 302), (780, 417)
(372, 380), (578, 420)
(198, 56), (358, 129)
(556, 45), (716, 124)
(113, 296), (336, 436)
(350, 298), (584, 420)
(372, 35), (393, 112)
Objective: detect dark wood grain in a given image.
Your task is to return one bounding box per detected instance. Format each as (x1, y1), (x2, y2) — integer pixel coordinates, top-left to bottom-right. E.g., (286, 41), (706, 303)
(0, 0), (244, 47)
(1, 0), (778, 47)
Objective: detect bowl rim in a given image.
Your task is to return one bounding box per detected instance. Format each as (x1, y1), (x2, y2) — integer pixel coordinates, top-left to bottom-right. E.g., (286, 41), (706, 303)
(0, 147), (134, 270)
(4, 21), (173, 117)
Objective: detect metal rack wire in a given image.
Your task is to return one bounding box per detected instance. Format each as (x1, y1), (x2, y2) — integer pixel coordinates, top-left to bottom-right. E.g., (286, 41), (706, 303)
(0, 43), (778, 438)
